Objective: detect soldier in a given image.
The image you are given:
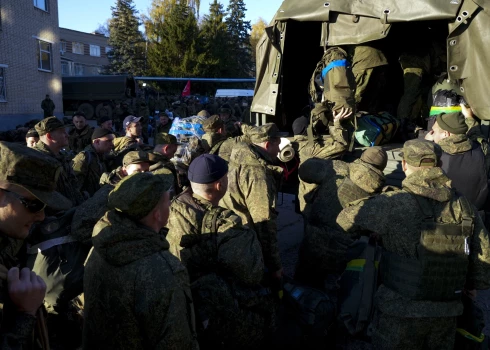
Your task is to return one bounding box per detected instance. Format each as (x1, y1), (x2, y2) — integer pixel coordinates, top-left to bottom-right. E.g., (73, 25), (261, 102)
(100, 150), (152, 186)
(83, 172), (198, 349)
(337, 140), (490, 349)
(295, 147), (388, 288)
(220, 123), (288, 281)
(0, 142), (72, 348)
(41, 94), (55, 118)
(98, 115), (114, 133)
(25, 128), (39, 148)
(72, 128), (115, 197)
(219, 103), (241, 137)
(69, 112), (94, 154)
(425, 112), (489, 210)
(150, 134), (181, 195)
(166, 154), (271, 349)
(113, 116), (143, 154)
(34, 117), (85, 207)
(153, 112), (173, 145)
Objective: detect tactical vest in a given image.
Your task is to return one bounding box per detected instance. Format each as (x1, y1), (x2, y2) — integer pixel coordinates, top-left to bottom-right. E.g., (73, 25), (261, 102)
(337, 177), (370, 208)
(381, 194), (474, 301)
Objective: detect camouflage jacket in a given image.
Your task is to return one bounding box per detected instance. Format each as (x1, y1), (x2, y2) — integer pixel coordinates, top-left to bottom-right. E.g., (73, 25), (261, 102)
(71, 145), (106, 197)
(99, 166), (125, 186)
(201, 132), (227, 154)
(215, 125), (254, 162)
(337, 167), (490, 318)
(149, 153), (180, 195)
(35, 142), (84, 208)
(220, 143), (284, 272)
(297, 158), (385, 276)
(223, 116), (240, 137)
(167, 190), (264, 285)
(0, 235), (37, 349)
(113, 136), (139, 154)
(68, 125), (94, 154)
(84, 210), (198, 350)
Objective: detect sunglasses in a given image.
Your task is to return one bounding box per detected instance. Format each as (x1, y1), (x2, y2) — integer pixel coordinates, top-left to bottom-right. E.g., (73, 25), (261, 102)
(1, 189), (46, 213)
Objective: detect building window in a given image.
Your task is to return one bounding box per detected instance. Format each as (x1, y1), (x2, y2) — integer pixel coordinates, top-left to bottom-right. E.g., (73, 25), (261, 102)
(74, 63), (84, 76)
(37, 40), (52, 72)
(0, 66), (6, 102)
(61, 61), (69, 75)
(72, 42), (84, 55)
(60, 41), (67, 54)
(33, 0), (48, 12)
(90, 45), (101, 57)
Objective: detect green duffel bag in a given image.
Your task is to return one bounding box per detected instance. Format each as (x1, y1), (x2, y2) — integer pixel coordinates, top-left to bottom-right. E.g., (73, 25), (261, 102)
(354, 112), (400, 147)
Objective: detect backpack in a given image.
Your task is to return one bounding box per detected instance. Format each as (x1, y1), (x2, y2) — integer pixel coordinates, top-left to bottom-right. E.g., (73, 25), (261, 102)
(354, 112), (400, 147)
(338, 236), (382, 336)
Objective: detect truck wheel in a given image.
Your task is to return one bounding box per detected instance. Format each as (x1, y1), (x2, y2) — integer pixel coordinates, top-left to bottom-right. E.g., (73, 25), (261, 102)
(78, 103), (95, 120)
(95, 103), (113, 119)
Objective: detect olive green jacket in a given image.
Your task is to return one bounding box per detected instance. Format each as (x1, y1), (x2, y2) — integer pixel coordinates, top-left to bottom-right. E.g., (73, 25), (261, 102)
(72, 145), (106, 197)
(68, 125), (94, 154)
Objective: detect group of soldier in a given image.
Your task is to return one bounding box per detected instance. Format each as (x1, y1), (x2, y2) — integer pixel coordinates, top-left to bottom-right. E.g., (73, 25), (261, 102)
(0, 76), (489, 350)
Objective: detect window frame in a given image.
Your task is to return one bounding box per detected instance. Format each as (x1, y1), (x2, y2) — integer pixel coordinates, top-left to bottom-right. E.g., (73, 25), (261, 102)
(33, 0), (49, 12)
(60, 41), (67, 54)
(90, 44), (101, 57)
(0, 65), (7, 102)
(37, 40), (52, 72)
(72, 42), (84, 55)
(74, 63), (84, 76)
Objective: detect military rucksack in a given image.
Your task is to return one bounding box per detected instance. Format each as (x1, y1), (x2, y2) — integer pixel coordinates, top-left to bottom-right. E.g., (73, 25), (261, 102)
(354, 111), (400, 147)
(338, 236), (382, 336)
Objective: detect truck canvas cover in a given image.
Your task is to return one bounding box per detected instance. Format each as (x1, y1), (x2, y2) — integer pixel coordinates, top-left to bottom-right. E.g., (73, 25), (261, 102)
(252, 0), (490, 123)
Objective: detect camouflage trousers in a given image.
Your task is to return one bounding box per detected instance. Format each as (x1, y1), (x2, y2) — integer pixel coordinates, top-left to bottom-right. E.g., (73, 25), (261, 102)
(371, 310), (456, 350)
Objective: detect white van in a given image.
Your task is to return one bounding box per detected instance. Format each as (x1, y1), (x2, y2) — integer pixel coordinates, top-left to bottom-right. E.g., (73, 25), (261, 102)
(215, 89), (254, 98)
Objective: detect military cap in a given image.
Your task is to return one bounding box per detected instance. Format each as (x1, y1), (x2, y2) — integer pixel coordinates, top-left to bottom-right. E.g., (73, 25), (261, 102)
(197, 110), (210, 118)
(34, 117), (65, 136)
(248, 123), (289, 143)
(157, 133), (181, 145)
(108, 172), (173, 220)
(360, 147), (388, 171)
(0, 142), (71, 211)
(201, 115), (224, 132)
(219, 104), (232, 114)
(91, 127), (114, 141)
(123, 116), (141, 129)
(188, 154), (228, 184)
(26, 128), (39, 138)
(400, 140), (442, 168)
(123, 151), (151, 166)
(436, 112), (468, 135)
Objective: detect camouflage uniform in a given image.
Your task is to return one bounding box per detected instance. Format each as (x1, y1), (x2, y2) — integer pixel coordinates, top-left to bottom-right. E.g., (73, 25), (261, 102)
(34, 141), (85, 207)
(113, 136), (139, 154)
(220, 143), (284, 273)
(99, 167), (125, 186)
(83, 173), (198, 350)
(68, 125), (94, 154)
(295, 158), (386, 286)
(201, 132), (227, 154)
(71, 144), (107, 197)
(149, 152), (180, 195)
(337, 146), (490, 350)
(167, 190), (272, 348)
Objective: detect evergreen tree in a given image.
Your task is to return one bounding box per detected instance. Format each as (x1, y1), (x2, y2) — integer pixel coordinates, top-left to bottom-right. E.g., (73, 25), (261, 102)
(195, 0), (231, 78)
(225, 0), (253, 77)
(106, 0), (146, 76)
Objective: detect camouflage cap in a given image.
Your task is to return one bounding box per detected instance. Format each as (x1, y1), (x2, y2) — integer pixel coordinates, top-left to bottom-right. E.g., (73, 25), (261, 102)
(34, 117), (65, 136)
(248, 123), (289, 143)
(197, 110), (210, 118)
(26, 128), (39, 138)
(0, 142), (71, 211)
(201, 115), (224, 132)
(108, 172), (174, 220)
(156, 133), (181, 145)
(360, 147), (388, 171)
(400, 140), (442, 167)
(123, 151), (151, 166)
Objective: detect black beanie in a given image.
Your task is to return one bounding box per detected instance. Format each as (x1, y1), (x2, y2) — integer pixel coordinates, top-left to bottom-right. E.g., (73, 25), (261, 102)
(436, 112), (468, 135)
(188, 154), (228, 184)
(292, 116), (309, 136)
(91, 127), (114, 140)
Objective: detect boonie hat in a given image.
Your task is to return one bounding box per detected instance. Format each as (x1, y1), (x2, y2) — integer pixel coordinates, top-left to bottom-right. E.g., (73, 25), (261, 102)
(202, 115), (224, 132)
(436, 112), (468, 135)
(0, 142), (71, 211)
(123, 116), (141, 129)
(123, 151), (151, 166)
(360, 147), (388, 171)
(35, 117), (65, 136)
(248, 123), (289, 143)
(188, 154), (228, 184)
(400, 140), (442, 168)
(108, 172), (173, 220)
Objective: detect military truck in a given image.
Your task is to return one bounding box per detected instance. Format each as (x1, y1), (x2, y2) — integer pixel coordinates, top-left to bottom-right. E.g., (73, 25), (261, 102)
(62, 75), (136, 119)
(252, 0), (489, 192)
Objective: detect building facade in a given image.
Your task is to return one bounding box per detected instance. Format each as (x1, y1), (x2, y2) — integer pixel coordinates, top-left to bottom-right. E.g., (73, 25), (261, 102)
(0, 0), (63, 129)
(60, 28), (109, 77)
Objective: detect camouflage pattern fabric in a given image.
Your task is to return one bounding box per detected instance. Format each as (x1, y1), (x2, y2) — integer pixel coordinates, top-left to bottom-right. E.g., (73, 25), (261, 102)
(223, 116), (241, 137)
(68, 125), (94, 154)
(438, 133), (473, 154)
(295, 158), (385, 285)
(99, 166), (125, 186)
(201, 132), (227, 154)
(71, 145), (107, 197)
(83, 210), (198, 350)
(371, 310), (456, 350)
(0, 236), (37, 349)
(465, 117), (490, 174)
(113, 136), (139, 153)
(337, 167), (490, 318)
(149, 153), (180, 195)
(34, 141), (85, 208)
(220, 143), (284, 272)
(166, 191), (271, 348)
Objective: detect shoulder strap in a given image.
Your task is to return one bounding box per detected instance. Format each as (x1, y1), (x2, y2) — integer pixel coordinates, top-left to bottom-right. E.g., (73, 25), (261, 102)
(209, 140), (226, 155)
(201, 207), (226, 235)
(457, 195), (475, 237)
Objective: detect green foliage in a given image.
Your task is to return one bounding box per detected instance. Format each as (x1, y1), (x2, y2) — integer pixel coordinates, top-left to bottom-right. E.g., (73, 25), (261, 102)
(106, 0), (146, 76)
(225, 0), (253, 77)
